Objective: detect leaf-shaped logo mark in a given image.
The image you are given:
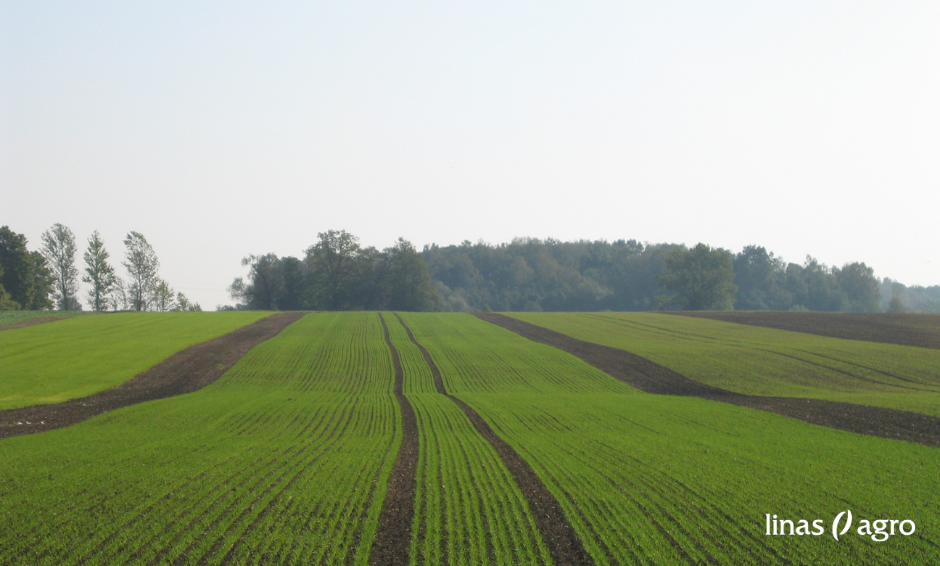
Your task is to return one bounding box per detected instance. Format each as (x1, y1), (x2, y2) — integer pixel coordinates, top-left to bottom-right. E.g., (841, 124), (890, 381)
(832, 510), (853, 541)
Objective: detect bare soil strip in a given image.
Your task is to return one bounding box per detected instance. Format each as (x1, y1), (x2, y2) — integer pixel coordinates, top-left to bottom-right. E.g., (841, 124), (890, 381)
(0, 312), (305, 440)
(476, 313), (940, 448)
(672, 311), (940, 350)
(370, 314), (419, 566)
(0, 315), (71, 332)
(394, 313), (595, 566)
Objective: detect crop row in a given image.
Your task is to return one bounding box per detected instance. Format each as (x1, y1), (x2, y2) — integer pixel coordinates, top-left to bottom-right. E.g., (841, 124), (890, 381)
(0, 312), (398, 565)
(400, 312), (940, 565)
(511, 311), (940, 416)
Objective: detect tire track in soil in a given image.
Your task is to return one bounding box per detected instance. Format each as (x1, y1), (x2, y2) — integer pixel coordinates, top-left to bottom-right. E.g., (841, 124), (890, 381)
(0, 312), (306, 440)
(671, 311), (940, 350)
(369, 313), (419, 566)
(0, 314), (72, 332)
(588, 313), (935, 390)
(394, 313), (594, 566)
(475, 313), (940, 448)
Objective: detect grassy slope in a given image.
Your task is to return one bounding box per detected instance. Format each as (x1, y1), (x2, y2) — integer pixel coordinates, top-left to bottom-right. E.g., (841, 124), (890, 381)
(0, 311), (270, 410)
(0, 310), (88, 327)
(383, 314), (550, 566)
(511, 312), (940, 417)
(403, 312), (940, 566)
(0, 312), (399, 566)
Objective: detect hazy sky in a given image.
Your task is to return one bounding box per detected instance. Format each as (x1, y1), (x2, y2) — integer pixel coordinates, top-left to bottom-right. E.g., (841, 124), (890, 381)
(3, 1), (938, 309)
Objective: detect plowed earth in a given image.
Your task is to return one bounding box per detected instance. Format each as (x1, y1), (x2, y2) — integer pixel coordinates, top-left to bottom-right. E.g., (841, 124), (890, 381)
(369, 314), (419, 566)
(477, 313), (940, 448)
(673, 311), (940, 350)
(0, 312), (305, 440)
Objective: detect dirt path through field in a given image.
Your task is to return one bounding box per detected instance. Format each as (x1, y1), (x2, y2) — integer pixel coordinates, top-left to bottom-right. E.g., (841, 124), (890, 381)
(369, 314), (419, 566)
(0, 312), (305, 440)
(672, 311), (940, 350)
(476, 313), (940, 448)
(395, 313), (595, 566)
(0, 315), (72, 331)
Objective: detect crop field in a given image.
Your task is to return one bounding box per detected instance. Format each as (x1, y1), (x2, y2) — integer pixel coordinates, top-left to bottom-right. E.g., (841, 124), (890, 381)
(383, 315), (551, 565)
(1, 311), (938, 565)
(509, 312), (940, 417)
(0, 312), (399, 565)
(401, 313), (940, 564)
(0, 311), (270, 410)
(0, 309), (89, 329)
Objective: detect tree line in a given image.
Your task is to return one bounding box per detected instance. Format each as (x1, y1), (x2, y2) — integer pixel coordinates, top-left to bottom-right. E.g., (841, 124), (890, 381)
(228, 231), (938, 313)
(227, 230), (439, 311)
(4, 224), (932, 314)
(423, 238), (889, 312)
(0, 224), (200, 312)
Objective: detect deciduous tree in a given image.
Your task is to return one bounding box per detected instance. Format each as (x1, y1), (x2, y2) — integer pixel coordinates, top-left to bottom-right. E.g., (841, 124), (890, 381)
(657, 244), (737, 310)
(733, 245), (788, 310)
(41, 223), (81, 310)
(123, 231), (160, 311)
(385, 238), (440, 311)
(305, 230), (361, 310)
(152, 279), (175, 312)
(82, 230), (116, 311)
(0, 226), (33, 309)
(834, 262), (880, 313)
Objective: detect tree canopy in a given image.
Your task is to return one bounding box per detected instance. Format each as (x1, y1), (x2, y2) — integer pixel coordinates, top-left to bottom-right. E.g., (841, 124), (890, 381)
(657, 244), (737, 310)
(41, 223), (81, 310)
(229, 231), (440, 312)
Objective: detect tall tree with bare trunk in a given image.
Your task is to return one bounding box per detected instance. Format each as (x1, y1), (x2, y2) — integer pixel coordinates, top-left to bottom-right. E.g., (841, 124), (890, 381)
(123, 231), (159, 311)
(41, 223), (81, 310)
(82, 230), (116, 311)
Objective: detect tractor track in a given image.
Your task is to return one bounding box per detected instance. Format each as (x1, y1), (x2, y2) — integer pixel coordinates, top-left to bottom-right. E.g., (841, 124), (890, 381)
(0, 312), (306, 440)
(369, 313), (419, 566)
(476, 313), (940, 448)
(395, 313), (594, 566)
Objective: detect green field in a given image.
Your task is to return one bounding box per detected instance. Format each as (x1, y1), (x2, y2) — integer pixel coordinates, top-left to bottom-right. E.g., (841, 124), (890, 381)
(0, 312), (399, 565)
(1, 311), (937, 565)
(510, 312), (940, 416)
(383, 315), (551, 565)
(0, 311), (270, 410)
(399, 312), (940, 565)
(0, 310), (89, 327)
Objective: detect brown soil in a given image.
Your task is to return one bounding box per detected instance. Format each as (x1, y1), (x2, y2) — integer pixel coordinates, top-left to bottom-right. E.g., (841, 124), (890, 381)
(0, 312), (305, 440)
(476, 313), (940, 448)
(0, 315), (71, 332)
(395, 313), (594, 566)
(672, 311), (940, 350)
(369, 314), (419, 566)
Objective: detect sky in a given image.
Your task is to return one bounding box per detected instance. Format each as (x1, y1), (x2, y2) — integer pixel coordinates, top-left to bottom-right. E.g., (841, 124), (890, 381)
(2, 1), (938, 309)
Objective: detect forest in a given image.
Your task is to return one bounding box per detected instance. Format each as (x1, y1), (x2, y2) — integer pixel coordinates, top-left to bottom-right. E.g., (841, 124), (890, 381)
(226, 230), (940, 313)
(3, 224), (937, 313)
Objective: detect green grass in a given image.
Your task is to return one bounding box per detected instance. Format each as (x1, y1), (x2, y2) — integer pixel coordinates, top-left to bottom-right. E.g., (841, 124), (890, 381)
(0, 311), (270, 410)
(383, 314), (551, 565)
(511, 312), (940, 416)
(0, 312), (400, 566)
(0, 309), (89, 327)
(401, 312), (940, 565)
